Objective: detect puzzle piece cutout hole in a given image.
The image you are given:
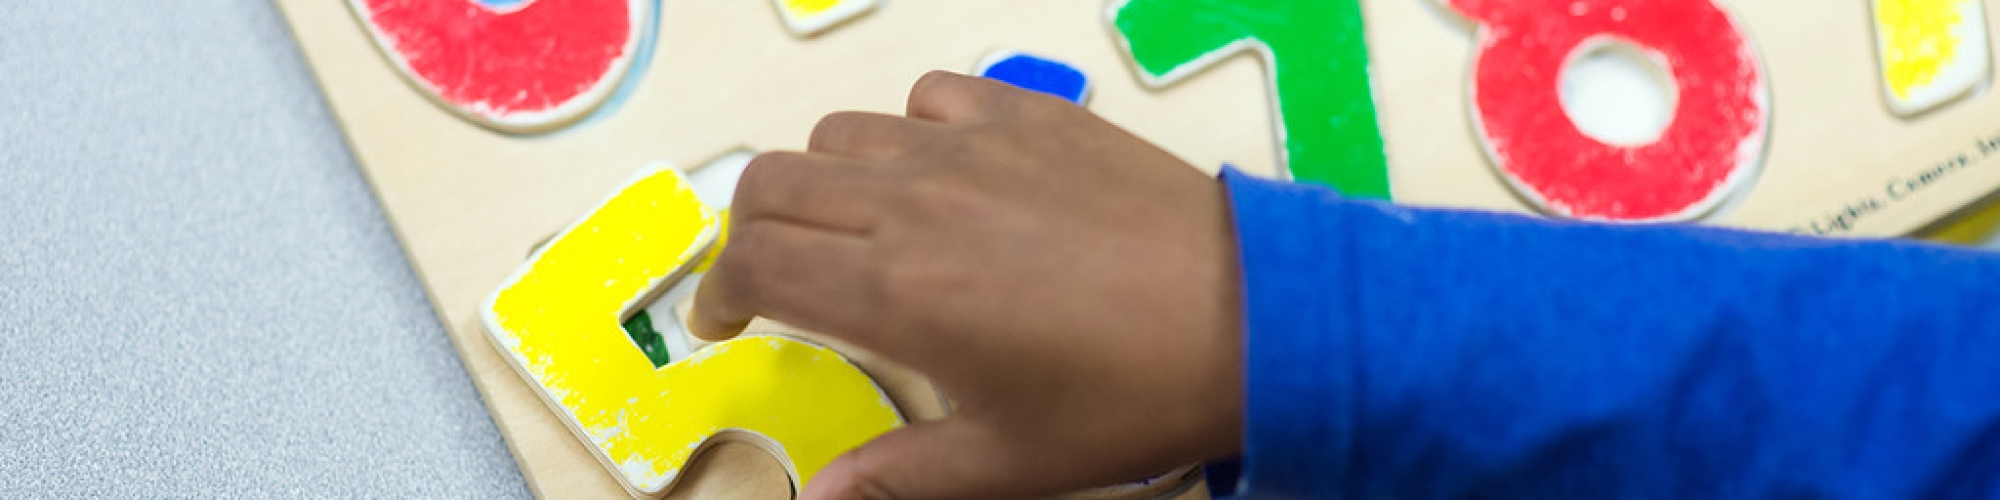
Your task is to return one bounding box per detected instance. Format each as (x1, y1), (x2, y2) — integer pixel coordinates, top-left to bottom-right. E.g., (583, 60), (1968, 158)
(620, 309), (688, 369)
(617, 150), (757, 369)
(1560, 39), (1678, 147)
(522, 151), (753, 369)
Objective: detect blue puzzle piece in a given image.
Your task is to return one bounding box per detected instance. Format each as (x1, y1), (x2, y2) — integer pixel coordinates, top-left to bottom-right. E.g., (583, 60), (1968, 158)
(977, 52), (1091, 105)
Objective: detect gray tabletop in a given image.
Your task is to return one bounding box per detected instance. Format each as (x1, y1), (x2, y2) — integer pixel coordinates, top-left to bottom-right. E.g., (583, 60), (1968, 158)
(1, 1), (528, 496)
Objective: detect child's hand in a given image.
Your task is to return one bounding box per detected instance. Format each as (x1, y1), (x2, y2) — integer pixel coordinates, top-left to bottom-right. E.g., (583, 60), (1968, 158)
(690, 71), (1243, 499)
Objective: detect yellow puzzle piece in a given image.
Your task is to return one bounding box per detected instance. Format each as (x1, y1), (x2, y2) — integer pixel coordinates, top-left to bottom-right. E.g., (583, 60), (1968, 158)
(482, 162), (904, 496)
(1873, 0), (1992, 116)
(772, 0), (879, 36)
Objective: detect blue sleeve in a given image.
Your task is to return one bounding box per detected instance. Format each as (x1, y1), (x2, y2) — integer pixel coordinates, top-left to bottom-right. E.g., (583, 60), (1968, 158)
(1219, 168), (2000, 498)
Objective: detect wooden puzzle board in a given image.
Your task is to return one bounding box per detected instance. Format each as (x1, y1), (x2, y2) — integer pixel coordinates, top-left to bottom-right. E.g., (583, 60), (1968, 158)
(276, 0), (2000, 496)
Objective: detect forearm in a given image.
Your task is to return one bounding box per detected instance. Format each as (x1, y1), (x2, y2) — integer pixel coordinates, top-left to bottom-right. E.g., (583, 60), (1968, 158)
(1223, 168), (2000, 497)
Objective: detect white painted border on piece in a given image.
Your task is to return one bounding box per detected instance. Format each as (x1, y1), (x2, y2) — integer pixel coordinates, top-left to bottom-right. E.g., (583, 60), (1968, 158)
(480, 155), (910, 498)
(1456, 4), (1771, 223)
(1103, 0), (1295, 181)
(1874, 0), (1994, 117)
(771, 0), (881, 36)
(478, 161), (722, 496)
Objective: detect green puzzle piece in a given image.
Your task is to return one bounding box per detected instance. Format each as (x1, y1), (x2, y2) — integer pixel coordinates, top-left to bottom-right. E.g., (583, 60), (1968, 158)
(1111, 0), (1389, 198)
(621, 310), (674, 368)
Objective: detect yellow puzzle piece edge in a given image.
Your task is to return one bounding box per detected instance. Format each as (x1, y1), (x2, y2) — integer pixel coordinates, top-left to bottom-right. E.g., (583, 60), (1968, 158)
(481, 162), (906, 496)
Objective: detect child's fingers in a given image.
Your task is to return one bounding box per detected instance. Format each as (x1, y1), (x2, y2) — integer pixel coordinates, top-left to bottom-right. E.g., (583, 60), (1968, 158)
(809, 111), (936, 162)
(906, 70), (1013, 123)
(687, 219), (877, 342)
(800, 418), (1024, 500)
(733, 151), (886, 235)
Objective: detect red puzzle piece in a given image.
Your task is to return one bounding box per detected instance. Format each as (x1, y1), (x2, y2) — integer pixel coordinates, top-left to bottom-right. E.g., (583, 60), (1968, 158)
(1454, 0), (1770, 222)
(351, 0), (647, 133)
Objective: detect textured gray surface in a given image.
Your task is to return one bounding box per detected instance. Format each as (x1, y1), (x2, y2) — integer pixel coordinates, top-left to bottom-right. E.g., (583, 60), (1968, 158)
(0, 1), (528, 497)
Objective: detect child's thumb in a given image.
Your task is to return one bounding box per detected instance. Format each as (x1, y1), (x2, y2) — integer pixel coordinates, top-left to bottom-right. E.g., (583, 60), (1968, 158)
(800, 418), (1019, 499)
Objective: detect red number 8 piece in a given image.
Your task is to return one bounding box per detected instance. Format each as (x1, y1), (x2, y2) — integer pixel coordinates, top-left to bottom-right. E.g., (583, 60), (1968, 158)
(345, 0), (1994, 226)
(1455, 0), (1770, 222)
(1449, 0), (1988, 222)
(1118, 0), (1993, 225)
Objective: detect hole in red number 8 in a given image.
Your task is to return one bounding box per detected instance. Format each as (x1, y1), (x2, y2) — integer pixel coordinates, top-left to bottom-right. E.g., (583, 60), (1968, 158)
(1560, 38), (1677, 147)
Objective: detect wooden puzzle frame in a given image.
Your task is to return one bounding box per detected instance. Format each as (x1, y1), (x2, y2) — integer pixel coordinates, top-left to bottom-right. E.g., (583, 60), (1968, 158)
(277, 0), (2000, 495)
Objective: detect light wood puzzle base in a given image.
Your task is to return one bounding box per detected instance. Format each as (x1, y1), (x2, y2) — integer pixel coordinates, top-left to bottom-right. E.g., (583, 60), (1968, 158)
(276, 0), (1263, 496)
(275, 0), (2000, 496)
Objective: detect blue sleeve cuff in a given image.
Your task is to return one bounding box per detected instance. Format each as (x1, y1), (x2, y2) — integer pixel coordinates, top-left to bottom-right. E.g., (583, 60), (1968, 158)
(1220, 167), (1359, 498)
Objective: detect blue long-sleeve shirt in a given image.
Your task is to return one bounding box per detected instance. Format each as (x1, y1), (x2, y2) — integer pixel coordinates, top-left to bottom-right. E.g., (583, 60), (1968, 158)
(1218, 168), (2000, 498)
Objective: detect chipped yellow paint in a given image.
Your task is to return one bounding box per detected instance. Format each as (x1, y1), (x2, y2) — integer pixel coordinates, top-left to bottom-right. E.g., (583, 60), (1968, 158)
(1877, 0), (1970, 98)
(483, 163), (902, 494)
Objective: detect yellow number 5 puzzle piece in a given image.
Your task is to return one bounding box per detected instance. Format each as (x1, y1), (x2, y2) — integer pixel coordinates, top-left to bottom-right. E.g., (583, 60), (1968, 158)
(482, 162), (904, 496)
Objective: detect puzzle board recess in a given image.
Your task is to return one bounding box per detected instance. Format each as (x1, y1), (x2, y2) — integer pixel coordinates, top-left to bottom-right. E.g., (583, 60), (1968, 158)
(276, 0), (2000, 496)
